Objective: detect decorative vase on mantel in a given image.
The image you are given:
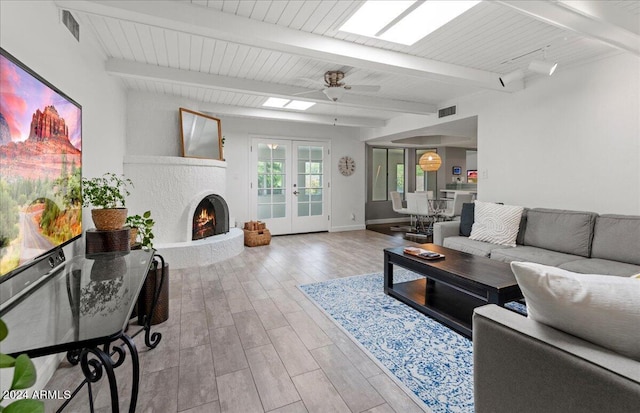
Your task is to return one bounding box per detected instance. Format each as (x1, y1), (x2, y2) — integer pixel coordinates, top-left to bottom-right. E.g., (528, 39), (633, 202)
(91, 208), (128, 231)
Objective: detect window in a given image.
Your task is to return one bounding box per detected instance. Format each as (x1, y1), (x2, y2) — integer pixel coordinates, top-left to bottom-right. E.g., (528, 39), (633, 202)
(372, 148), (405, 201)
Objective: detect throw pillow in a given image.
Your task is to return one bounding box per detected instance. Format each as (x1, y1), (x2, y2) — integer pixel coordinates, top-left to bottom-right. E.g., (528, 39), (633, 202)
(469, 201), (524, 246)
(459, 203), (475, 237)
(511, 261), (640, 361)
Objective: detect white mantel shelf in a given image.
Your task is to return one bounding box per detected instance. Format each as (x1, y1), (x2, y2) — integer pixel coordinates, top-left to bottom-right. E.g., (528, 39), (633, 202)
(124, 155), (227, 168)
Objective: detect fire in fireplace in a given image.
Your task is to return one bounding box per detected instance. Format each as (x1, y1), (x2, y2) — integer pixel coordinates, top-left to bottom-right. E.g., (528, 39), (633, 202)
(192, 194), (229, 241)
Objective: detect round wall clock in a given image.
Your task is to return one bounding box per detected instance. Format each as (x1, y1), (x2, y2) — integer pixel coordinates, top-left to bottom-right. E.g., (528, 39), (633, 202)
(338, 156), (356, 176)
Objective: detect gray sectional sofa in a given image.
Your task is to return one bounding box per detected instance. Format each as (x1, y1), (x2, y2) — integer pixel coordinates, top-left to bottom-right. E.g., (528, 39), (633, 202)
(433, 207), (640, 412)
(433, 207), (640, 276)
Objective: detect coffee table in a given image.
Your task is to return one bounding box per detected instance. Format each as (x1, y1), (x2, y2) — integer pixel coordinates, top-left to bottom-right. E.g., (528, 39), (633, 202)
(384, 243), (523, 338)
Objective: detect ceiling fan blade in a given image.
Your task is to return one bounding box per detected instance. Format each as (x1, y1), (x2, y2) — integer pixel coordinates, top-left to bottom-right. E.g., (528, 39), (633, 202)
(347, 85), (381, 92)
(297, 77), (326, 86)
(292, 88), (324, 96)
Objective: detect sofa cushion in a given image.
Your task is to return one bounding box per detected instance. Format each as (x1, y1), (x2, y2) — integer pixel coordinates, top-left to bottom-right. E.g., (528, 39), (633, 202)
(510, 262), (640, 361)
(490, 246), (583, 267)
(523, 208), (597, 257)
(558, 258), (640, 277)
(591, 214), (640, 265)
(459, 203), (474, 237)
(515, 208), (528, 246)
(470, 201), (524, 247)
(443, 236), (511, 258)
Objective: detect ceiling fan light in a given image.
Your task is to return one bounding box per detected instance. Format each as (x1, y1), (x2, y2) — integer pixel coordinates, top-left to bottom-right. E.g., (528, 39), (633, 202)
(323, 87), (345, 102)
(529, 59), (558, 76)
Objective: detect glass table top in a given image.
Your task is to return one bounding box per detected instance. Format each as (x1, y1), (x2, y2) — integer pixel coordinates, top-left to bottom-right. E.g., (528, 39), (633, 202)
(0, 249), (155, 356)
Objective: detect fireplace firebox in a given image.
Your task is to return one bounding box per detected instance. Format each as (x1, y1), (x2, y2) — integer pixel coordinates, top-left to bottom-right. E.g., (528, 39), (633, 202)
(192, 194), (229, 240)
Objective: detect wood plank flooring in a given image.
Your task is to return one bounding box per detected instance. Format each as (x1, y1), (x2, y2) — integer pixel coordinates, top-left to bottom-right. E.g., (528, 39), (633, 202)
(43, 230), (427, 413)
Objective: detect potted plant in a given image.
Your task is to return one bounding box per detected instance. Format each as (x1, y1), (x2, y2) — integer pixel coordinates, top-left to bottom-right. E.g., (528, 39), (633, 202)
(125, 210), (155, 249)
(82, 173), (133, 231)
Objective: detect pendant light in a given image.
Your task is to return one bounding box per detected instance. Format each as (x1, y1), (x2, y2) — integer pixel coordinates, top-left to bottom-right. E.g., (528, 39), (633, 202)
(419, 151), (442, 172)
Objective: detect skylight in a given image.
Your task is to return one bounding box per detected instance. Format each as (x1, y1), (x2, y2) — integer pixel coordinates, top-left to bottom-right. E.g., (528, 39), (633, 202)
(339, 0), (480, 46)
(285, 100), (316, 111)
(263, 97), (290, 108)
(262, 97), (316, 111)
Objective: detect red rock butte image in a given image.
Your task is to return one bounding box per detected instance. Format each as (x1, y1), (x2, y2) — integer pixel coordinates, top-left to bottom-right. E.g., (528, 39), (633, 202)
(30, 105), (70, 141)
(0, 105), (81, 181)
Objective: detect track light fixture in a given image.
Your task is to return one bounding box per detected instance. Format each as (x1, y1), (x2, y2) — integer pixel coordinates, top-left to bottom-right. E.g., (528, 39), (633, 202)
(528, 59), (558, 76)
(499, 69), (525, 87)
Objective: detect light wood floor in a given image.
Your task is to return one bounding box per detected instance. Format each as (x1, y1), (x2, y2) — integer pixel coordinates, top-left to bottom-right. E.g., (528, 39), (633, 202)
(44, 230), (427, 413)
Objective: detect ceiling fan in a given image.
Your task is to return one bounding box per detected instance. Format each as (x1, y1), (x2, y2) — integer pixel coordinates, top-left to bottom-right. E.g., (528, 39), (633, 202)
(296, 70), (381, 102)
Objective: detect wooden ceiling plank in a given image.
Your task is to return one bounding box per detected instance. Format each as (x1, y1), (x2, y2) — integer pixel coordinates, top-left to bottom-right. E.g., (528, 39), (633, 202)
(105, 58), (436, 114)
(55, 0), (514, 91)
(497, 0), (640, 56)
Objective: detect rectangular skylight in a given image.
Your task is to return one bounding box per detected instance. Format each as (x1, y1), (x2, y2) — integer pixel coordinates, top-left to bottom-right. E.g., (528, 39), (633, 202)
(262, 98), (315, 111)
(285, 101), (316, 111)
(339, 1), (414, 38)
(340, 0), (480, 46)
(263, 97), (290, 108)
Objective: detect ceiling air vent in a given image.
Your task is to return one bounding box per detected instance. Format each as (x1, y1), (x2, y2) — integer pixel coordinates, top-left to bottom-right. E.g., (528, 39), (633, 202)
(62, 10), (79, 42)
(438, 105), (456, 118)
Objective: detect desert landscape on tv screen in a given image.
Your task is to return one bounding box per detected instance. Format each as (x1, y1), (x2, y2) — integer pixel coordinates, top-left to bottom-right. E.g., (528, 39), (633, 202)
(0, 53), (82, 276)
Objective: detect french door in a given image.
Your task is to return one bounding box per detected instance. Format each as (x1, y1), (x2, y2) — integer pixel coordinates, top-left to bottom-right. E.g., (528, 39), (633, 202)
(251, 138), (330, 235)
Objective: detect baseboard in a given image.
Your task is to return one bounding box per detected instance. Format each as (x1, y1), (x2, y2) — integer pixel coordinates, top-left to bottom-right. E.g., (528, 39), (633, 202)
(330, 224), (366, 232)
(365, 218), (409, 225)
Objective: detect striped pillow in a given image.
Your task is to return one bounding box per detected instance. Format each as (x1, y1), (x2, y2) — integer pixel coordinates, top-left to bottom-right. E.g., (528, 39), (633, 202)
(469, 201), (524, 246)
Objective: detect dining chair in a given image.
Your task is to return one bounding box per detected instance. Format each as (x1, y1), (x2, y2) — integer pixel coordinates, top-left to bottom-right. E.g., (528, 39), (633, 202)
(441, 193), (474, 220)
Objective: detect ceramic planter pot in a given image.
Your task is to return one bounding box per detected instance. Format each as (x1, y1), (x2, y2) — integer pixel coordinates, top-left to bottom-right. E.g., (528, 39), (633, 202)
(91, 208), (127, 231)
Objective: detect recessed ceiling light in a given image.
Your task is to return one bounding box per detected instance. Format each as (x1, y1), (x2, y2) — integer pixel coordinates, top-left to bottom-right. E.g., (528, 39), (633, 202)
(285, 101), (316, 111)
(340, 0), (480, 46)
(263, 97), (290, 108)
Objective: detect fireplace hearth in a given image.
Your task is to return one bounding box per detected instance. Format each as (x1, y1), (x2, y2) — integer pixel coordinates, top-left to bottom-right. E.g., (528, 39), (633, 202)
(192, 194), (229, 240)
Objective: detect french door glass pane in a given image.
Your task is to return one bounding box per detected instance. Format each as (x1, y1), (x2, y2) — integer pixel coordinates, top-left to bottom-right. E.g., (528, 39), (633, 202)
(257, 143), (286, 220)
(297, 145), (323, 217)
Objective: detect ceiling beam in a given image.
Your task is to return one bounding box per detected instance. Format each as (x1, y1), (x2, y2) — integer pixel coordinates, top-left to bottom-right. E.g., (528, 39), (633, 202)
(106, 59), (436, 115)
(55, 0), (517, 91)
(498, 1), (640, 56)
(186, 102), (386, 128)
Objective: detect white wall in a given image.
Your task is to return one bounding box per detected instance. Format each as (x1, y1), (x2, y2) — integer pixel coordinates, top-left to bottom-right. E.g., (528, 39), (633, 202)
(366, 52), (640, 215)
(473, 53), (640, 214)
(126, 92), (366, 231)
(1, 0), (128, 393)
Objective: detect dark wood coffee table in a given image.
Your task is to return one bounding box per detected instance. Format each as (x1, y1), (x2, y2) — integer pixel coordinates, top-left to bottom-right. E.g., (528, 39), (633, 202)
(384, 243), (523, 338)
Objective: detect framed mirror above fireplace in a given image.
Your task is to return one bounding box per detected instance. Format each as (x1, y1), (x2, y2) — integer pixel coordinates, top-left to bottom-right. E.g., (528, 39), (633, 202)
(179, 107), (223, 160)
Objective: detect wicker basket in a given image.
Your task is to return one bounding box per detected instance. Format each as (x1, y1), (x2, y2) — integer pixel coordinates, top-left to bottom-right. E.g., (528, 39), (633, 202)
(91, 208), (127, 231)
(244, 228), (271, 247)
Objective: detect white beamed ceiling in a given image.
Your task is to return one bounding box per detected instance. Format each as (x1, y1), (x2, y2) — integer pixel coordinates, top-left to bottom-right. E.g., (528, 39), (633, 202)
(56, 0), (639, 129)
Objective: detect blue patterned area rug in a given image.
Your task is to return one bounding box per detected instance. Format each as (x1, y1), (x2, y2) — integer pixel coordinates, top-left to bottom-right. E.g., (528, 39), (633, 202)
(299, 270), (475, 413)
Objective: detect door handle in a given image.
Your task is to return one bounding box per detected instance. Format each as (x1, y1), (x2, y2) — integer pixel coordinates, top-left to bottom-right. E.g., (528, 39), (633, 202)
(293, 191), (299, 195)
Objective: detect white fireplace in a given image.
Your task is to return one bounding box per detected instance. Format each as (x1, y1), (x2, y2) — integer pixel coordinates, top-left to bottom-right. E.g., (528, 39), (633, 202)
(123, 155), (243, 268)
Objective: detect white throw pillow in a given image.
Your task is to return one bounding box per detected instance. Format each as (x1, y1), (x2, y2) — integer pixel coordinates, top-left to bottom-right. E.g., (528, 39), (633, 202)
(469, 201), (524, 246)
(511, 261), (640, 361)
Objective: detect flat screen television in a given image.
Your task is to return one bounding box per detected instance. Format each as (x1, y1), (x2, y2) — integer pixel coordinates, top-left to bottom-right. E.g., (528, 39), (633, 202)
(0, 48), (82, 281)
(467, 169), (478, 183)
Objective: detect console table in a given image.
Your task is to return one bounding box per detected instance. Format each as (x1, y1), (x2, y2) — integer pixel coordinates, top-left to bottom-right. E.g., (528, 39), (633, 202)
(0, 249), (164, 413)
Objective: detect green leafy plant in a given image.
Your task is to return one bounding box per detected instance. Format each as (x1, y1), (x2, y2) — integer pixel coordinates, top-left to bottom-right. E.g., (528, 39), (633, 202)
(81, 173), (133, 209)
(0, 319), (44, 413)
(125, 211), (155, 249)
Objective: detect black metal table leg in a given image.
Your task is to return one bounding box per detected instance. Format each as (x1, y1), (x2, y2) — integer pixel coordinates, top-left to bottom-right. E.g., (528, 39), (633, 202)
(80, 346), (119, 413)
